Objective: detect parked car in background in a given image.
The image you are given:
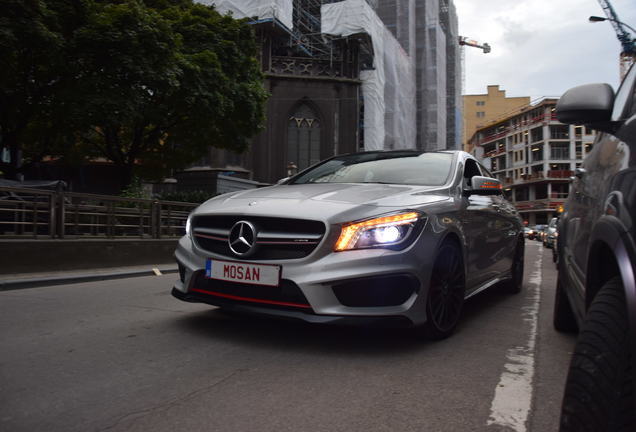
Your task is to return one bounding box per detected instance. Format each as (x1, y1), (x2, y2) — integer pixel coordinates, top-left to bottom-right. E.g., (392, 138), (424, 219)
(173, 150), (524, 340)
(553, 64), (636, 430)
(523, 226), (533, 239)
(533, 224), (546, 242)
(544, 217), (558, 249)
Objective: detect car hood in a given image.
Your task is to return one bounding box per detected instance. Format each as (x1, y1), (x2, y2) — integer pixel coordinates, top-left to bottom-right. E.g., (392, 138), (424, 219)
(195, 183), (451, 222)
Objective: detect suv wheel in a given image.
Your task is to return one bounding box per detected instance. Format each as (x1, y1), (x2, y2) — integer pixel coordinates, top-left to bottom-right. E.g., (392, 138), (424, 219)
(560, 277), (634, 431)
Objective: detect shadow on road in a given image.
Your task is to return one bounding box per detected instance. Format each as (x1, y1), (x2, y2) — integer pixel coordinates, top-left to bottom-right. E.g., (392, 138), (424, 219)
(172, 282), (517, 356)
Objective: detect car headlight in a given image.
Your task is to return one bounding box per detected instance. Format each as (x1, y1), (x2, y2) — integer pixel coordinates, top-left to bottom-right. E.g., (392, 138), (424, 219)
(335, 211), (424, 252)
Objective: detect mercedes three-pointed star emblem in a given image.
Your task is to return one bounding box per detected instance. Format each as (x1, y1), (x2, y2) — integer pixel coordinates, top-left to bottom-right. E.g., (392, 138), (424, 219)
(228, 220), (257, 256)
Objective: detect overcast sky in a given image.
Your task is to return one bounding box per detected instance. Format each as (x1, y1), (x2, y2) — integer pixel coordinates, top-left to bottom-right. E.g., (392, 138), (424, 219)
(454, 0), (636, 101)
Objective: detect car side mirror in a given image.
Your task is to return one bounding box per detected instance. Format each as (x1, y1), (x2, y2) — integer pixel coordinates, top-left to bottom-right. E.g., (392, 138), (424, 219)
(276, 177), (290, 185)
(465, 176), (503, 196)
(556, 83), (616, 133)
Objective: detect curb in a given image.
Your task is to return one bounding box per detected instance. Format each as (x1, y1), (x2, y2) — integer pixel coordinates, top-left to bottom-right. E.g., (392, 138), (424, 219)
(0, 267), (179, 291)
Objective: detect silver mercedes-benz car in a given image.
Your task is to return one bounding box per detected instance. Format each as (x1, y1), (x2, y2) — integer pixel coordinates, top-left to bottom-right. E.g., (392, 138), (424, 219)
(173, 150), (524, 339)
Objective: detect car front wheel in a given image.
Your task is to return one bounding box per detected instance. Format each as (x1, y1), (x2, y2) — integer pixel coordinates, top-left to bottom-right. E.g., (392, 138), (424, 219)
(423, 241), (465, 340)
(559, 277), (634, 431)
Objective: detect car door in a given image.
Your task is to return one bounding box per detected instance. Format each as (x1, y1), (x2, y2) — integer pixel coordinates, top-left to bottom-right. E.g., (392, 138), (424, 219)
(479, 162), (519, 275)
(563, 76), (634, 314)
(461, 158), (502, 292)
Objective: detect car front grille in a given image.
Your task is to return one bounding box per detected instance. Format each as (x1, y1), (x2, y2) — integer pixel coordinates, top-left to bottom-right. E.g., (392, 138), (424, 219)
(192, 215), (326, 260)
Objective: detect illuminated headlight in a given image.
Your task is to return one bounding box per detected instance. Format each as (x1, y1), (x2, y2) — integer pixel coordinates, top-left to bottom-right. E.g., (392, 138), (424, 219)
(335, 211), (424, 251)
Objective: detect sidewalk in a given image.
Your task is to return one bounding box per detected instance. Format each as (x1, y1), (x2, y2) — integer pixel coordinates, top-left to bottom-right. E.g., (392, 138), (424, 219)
(0, 264), (178, 291)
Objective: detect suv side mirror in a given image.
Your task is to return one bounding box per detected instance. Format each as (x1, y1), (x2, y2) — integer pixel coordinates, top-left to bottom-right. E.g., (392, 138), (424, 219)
(276, 177), (290, 185)
(556, 83), (616, 133)
(465, 176), (503, 196)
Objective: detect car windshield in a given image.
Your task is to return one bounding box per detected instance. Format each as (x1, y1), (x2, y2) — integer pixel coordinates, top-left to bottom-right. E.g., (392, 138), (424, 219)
(289, 152), (454, 186)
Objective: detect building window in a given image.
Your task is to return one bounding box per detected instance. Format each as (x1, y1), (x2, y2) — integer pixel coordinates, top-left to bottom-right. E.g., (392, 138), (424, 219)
(530, 127), (543, 142)
(287, 103), (321, 171)
(476, 101), (485, 106)
(476, 111), (485, 118)
(535, 184), (548, 199)
(575, 141), (583, 159)
(550, 125), (570, 139)
(531, 144), (543, 162)
(550, 142), (570, 160)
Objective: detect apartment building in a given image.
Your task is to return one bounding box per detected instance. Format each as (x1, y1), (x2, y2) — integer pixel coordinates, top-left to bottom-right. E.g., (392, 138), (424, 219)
(469, 98), (596, 226)
(463, 85), (530, 154)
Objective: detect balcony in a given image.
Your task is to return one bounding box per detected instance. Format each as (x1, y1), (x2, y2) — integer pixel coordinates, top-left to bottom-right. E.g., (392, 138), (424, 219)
(485, 147), (506, 158)
(503, 170), (573, 187)
(513, 198), (565, 212)
(546, 170), (573, 178)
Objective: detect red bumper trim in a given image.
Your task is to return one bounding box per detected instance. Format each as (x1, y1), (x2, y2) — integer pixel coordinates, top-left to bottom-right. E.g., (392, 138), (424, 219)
(190, 288), (312, 309)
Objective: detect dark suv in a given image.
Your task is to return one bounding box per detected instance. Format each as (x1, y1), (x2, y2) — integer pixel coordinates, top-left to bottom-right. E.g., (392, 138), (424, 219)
(554, 64), (636, 431)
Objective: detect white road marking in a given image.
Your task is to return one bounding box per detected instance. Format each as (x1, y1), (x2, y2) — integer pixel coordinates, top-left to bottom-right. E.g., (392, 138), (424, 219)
(487, 243), (542, 432)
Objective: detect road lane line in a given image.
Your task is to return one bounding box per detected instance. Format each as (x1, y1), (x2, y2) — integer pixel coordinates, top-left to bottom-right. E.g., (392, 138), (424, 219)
(487, 243), (542, 432)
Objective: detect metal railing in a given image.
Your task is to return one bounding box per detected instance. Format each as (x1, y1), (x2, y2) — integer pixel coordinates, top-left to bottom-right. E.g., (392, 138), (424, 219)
(0, 186), (198, 239)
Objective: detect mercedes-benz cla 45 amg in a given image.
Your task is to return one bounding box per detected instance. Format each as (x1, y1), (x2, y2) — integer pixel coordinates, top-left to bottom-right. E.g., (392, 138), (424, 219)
(173, 150), (524, 339)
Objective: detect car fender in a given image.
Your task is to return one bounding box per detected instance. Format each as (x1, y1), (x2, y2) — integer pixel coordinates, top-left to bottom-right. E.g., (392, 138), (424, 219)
(587, 215), (636, 407)
(436, 226), (468, 281)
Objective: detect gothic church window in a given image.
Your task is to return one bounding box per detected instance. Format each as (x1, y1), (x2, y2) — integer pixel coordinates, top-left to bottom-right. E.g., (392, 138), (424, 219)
(288, 103), (321, 170)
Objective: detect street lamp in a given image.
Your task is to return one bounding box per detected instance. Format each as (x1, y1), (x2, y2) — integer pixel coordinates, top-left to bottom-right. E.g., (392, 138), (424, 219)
(588, 15), (636, 35)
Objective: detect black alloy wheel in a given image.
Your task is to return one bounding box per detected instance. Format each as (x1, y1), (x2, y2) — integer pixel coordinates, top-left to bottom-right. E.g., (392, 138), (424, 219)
(504, 238), (524, 294)
(424, 242), (466, 340)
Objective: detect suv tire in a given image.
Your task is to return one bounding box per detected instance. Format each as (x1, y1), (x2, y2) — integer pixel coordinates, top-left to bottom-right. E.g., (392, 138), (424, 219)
(559, 277), (634, 431)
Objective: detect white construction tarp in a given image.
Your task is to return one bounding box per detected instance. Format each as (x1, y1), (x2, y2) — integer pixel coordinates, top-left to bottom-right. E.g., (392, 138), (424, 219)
(322, 0), (416, 151)
(197, 0), (293, 31)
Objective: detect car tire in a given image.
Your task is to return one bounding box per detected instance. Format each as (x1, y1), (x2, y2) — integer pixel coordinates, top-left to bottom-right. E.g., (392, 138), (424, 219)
(423, 241), (465, 340)
(553, 277), (577, 333)
(502, 238), (524, 294)
(559, 277), (634, 432)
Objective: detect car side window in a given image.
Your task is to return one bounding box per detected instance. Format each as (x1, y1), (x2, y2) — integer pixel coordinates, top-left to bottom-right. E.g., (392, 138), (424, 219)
(478, 162), (494, 178)
(463, 159), (482, 188)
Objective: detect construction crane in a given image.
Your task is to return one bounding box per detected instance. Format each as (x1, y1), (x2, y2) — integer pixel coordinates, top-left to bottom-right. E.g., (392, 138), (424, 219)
(459, 36), (491, 54)
(593, 0), (636, 78)
(458, 36), (491, 94)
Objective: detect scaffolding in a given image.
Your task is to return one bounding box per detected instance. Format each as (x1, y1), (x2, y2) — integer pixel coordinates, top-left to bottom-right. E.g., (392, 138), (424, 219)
(289, 1), (375, 60)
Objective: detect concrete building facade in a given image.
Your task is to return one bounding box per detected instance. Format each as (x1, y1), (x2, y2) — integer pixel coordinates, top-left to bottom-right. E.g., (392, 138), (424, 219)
(374, 0), (461, 151)
(463, 85), (530, 154)
(470, 99), (596, 226)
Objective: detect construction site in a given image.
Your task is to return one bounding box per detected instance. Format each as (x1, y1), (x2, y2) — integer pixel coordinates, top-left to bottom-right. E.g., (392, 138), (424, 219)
(193, 0), (462, 184)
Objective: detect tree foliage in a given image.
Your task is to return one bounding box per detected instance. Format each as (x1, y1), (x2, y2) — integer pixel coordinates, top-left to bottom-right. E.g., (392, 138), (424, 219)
(0, 0), (267, 187)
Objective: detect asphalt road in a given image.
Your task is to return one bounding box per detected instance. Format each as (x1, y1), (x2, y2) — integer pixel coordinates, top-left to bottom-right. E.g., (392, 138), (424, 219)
(0, 241), (576, 432)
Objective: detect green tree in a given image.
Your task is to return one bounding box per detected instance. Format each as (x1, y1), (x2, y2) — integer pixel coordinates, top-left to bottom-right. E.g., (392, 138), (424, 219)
(0, 0), (84, 178)
(0, 0), (267, 188)
(67, 0), (267, 187)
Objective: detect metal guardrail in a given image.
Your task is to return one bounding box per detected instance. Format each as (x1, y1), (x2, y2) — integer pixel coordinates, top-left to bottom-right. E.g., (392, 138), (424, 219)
(0, 186), (198, 239)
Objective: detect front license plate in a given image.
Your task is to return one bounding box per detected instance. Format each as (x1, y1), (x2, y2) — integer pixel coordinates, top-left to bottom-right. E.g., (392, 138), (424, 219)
(205, 259), (281, 287)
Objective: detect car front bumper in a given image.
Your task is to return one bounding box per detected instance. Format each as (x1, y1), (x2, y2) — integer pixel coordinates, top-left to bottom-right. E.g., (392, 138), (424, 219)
(172, 234), (436, 326)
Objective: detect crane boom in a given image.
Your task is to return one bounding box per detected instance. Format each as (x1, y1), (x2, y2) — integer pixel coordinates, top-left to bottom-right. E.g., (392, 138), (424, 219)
(459, 36), (491, 54)
(597, 0), (634, 54)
